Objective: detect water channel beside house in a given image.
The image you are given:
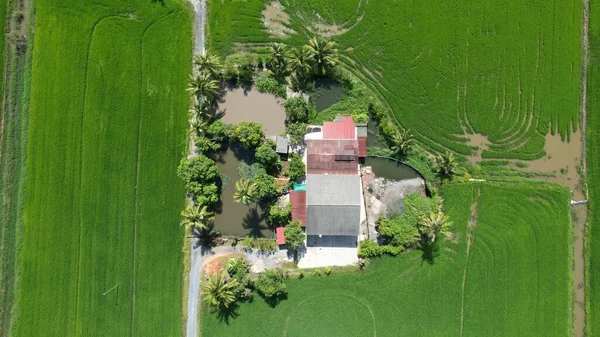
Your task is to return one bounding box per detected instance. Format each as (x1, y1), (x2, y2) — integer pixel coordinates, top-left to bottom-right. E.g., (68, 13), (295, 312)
(213, 87), (286, 237)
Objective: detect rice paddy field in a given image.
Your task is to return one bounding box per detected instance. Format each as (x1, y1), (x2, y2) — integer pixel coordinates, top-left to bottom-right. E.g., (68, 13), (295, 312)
(586, 0), (600, 334)
(14, 0), (191, 335)
(201, 183), (572, 337)
(208, 0), (582, 160)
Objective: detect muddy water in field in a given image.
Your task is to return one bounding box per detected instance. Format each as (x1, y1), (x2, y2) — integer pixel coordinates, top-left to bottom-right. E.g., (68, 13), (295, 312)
(219, 87), (286, 135)
(465, 133), (491, 164)
(214, 88), (286, 237)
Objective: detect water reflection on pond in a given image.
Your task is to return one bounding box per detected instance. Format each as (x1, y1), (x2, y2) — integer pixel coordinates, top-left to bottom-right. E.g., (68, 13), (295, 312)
(314, 79), (346, 112)
(364, 157), (422, 181)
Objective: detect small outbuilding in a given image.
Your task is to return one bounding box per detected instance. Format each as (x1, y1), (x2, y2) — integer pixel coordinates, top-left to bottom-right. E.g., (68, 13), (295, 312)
(267, 135), (289, 155)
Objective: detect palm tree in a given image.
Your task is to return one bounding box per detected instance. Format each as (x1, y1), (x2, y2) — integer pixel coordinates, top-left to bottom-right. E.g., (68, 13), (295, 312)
(267, 43), (288, 77)
(180, 203), (215, 231)
(390, 128), (414, 157)
(435, 151), (457, 181)
(194, 51), (222, 79)
(189, 116), (211, 137)
(190, 102), (214, 121)
(419, 211), (453, 242)
(306, 36), (339, 76)
(287, 46), (312, 77)
(233, 179), (258, 205)
(187, 72), (219, 103)
(202, 271), (239, 311)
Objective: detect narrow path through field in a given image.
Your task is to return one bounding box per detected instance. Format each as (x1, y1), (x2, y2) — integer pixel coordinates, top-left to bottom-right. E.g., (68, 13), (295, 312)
(460, 189), (480, 337)
(574, 0), (590, 335)
(186, 1), (207, 337)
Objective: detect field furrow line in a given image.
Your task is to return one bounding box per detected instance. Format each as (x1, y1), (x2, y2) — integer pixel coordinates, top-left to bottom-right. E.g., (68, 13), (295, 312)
(460, 188), (480, 337)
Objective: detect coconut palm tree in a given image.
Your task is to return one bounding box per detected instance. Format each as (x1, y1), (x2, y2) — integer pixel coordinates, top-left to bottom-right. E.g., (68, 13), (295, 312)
(187, 72), (219, 103)
(306, 36), (339, 76)
(390, 128), (414, 157)
(267, 43), (288, 77)
(435, 151), (457, 181)
(190, 102), (214, 121)
(419, 211), (453, 242)
(194, 51), (222, 79)
(287, 46), (312, 77)
(189, 116), (211, 137)
(233, 179), (258, 205)
(202, 271), (239, 311)
(180, 203), (215, 231)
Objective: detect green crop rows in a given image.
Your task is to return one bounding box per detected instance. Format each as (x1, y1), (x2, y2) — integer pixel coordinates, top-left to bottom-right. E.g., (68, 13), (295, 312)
(15, 0), (191, 335)
(586, 0), (600, 334)
(202, 183), (572, 336)
(208, 0), (582, 160)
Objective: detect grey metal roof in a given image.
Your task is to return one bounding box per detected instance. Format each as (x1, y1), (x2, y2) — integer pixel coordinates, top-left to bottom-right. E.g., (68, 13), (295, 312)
(356, 124), (368, 138)
(267, 135), (289, 154)
(306, 205), (360, 236)
(306, 174), (361, 206)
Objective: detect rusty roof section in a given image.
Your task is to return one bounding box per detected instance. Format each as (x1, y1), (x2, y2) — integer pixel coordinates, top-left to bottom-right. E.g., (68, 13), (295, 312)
(306, 139), (358, 174)
(323, 116), (356, 139)
(358, 137), (367, 158)
(290, 190), (306, 227)
(275, 227), (285, 245)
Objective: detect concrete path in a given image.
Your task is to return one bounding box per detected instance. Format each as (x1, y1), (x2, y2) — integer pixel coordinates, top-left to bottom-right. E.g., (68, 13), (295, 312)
(186, 1), (207, 337)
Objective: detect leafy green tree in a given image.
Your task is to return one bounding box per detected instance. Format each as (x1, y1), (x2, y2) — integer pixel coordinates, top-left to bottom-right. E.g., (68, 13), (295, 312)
(194, 51), (222, 79)
(283, 97), (309, 123)
(255, 269), (287, 305)
(232, 121), (265, 148)
(285, 123), (308, 145)
(267, 43), (288, 77)
(377, 215), (420, 247)
(284, 221), (305, 260)
(435, 151), (457, 181)
(187, 72), (219, 103)
(267, 203), (291, 227)
(195, 136), (220, 154)
(253, 172), (279, 201)
(227, 257), (253, 300)
(180, 203), (214, 231)
(177, 155), (220, 205)
(306, 36), (339, 76)
(206, 120), (232, 144)
(233, 179), (258, 205)
(419, 211), (453, 242)
(255, 140), (281, 171)
(202, 271), (239, 311)
(287, 153), (305, 183)
(237, 162), (267, 180)
(390, 128), (414, 157)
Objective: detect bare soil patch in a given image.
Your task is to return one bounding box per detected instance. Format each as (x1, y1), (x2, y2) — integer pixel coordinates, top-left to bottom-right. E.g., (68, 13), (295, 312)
(464, 133), (491, 164)
(262, 1), (296, 38)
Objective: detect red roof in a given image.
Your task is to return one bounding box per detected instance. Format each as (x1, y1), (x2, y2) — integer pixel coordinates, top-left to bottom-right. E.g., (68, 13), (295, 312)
(306, 139), (358, 174)
(276, 227), (285, 245)
(323, 116), (355, 139)
(358, 137), (367, 158)
(290, 190), (306, 227)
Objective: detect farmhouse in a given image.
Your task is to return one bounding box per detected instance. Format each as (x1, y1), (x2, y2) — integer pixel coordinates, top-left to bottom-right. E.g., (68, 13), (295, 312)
(286, 115), (366, 248)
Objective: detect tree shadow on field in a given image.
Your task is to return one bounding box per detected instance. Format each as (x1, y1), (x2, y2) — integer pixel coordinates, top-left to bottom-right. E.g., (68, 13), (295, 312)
(214, 302), (240, 324)
(420, 239), (440, 265)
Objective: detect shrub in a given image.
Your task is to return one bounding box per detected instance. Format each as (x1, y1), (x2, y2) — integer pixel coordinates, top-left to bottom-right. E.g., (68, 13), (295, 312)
(284, 97), (309, 123)
(287, 153), (305, 182)
(206, 120), (232, 144)
(256, 239), (279, 252)
(177, 155), (220, 206)
(267, 203), (291, 227)
(358, 240), (380, 258)
(233, 121), (265, 148)
(377, 215), (420, 247)
(237, 162), (267, 180)
(241, 236), (253, 249)
(298, 270), (304, 279)
(311, 269), (322, 277)
(285, 123), (308, 145)
(325, 267), (332, 276)
(255, 74), (287, 98)
(255, 269), (287, 301)
(195, 136), (220, 154)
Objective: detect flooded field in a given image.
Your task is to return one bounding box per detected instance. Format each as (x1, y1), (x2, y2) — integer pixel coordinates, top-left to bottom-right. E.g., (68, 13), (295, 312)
(214, 87), (286, 237)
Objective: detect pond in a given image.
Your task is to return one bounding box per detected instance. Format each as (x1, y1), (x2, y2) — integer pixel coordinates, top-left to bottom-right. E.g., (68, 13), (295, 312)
(364, 157), (422, 181)
(213, 143), (271, 238)
(313, 79), (346, 112)
(213, 87), (286, 237)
